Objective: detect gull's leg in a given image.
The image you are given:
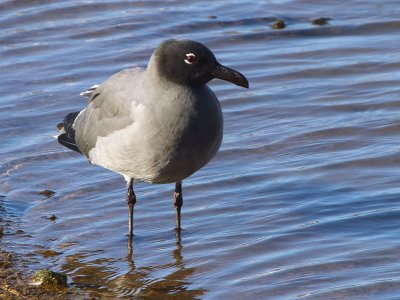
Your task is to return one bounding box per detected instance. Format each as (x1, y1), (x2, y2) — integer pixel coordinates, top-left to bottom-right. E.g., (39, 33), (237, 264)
(173, 181), (183, 231)
(126, 178), (136, 237)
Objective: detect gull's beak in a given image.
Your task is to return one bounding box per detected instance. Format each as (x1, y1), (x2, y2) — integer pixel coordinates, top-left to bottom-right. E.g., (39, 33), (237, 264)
(211, 63), (249, 88)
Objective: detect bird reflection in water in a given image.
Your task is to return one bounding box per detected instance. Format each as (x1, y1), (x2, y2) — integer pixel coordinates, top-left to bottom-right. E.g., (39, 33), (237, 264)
(63, 232), (206, 299)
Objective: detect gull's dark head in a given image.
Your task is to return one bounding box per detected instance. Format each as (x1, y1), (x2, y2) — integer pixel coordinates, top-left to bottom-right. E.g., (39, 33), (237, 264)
(154, 39), (249, 88)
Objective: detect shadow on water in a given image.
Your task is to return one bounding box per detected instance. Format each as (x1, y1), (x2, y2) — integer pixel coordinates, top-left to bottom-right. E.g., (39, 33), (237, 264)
(60, 232), (206, 299)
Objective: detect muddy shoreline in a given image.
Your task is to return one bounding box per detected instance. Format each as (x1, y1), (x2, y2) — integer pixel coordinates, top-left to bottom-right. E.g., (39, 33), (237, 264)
(0, 208), (82, 299)
(0, 250), (81, 299)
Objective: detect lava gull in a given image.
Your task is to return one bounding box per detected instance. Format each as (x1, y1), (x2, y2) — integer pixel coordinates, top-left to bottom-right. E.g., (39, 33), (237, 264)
(57, 39), (248, 237)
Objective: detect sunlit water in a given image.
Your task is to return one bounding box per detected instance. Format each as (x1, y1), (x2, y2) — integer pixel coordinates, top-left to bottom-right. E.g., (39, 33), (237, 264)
(1, 1), (400, 299)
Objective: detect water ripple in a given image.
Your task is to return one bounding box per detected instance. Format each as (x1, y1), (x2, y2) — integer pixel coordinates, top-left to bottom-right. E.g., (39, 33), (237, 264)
(2, 0), (400, 299)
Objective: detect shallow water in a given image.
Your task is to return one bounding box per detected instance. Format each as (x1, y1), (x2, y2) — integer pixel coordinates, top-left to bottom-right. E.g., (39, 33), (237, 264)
(1, 0), (400, 299)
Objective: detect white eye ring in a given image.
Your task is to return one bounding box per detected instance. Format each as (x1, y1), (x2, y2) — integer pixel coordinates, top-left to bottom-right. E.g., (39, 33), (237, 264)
(184, 53), (197, 64)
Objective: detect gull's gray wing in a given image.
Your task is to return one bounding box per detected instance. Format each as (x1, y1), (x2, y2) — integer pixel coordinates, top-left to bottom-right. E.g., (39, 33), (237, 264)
(73, 67), (145, 157)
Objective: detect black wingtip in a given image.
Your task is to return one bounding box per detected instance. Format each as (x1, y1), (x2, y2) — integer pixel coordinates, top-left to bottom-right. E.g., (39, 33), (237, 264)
(58, 133), (82, 154)
(57, 111), (82, 154)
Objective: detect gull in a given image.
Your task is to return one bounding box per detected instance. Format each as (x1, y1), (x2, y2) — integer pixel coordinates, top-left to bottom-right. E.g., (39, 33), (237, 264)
(57, 39), (248, 237)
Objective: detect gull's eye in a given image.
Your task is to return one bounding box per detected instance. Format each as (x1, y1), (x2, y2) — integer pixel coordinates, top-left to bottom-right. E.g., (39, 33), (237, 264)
(184, 53), (198, 64)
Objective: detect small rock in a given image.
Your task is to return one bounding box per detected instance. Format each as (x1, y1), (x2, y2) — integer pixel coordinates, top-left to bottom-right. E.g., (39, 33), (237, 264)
(14, 229), (24, 235)
(39, 190), (56, 198)
(31, 270), (67, 290)
(48, 214), (57, 221)
(0, 226), (3, 238)
(207, 15), (217, 19)
(35, 249), (61, 258)
(271, 19), (286, 29)
(311, 17), (331, 25)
